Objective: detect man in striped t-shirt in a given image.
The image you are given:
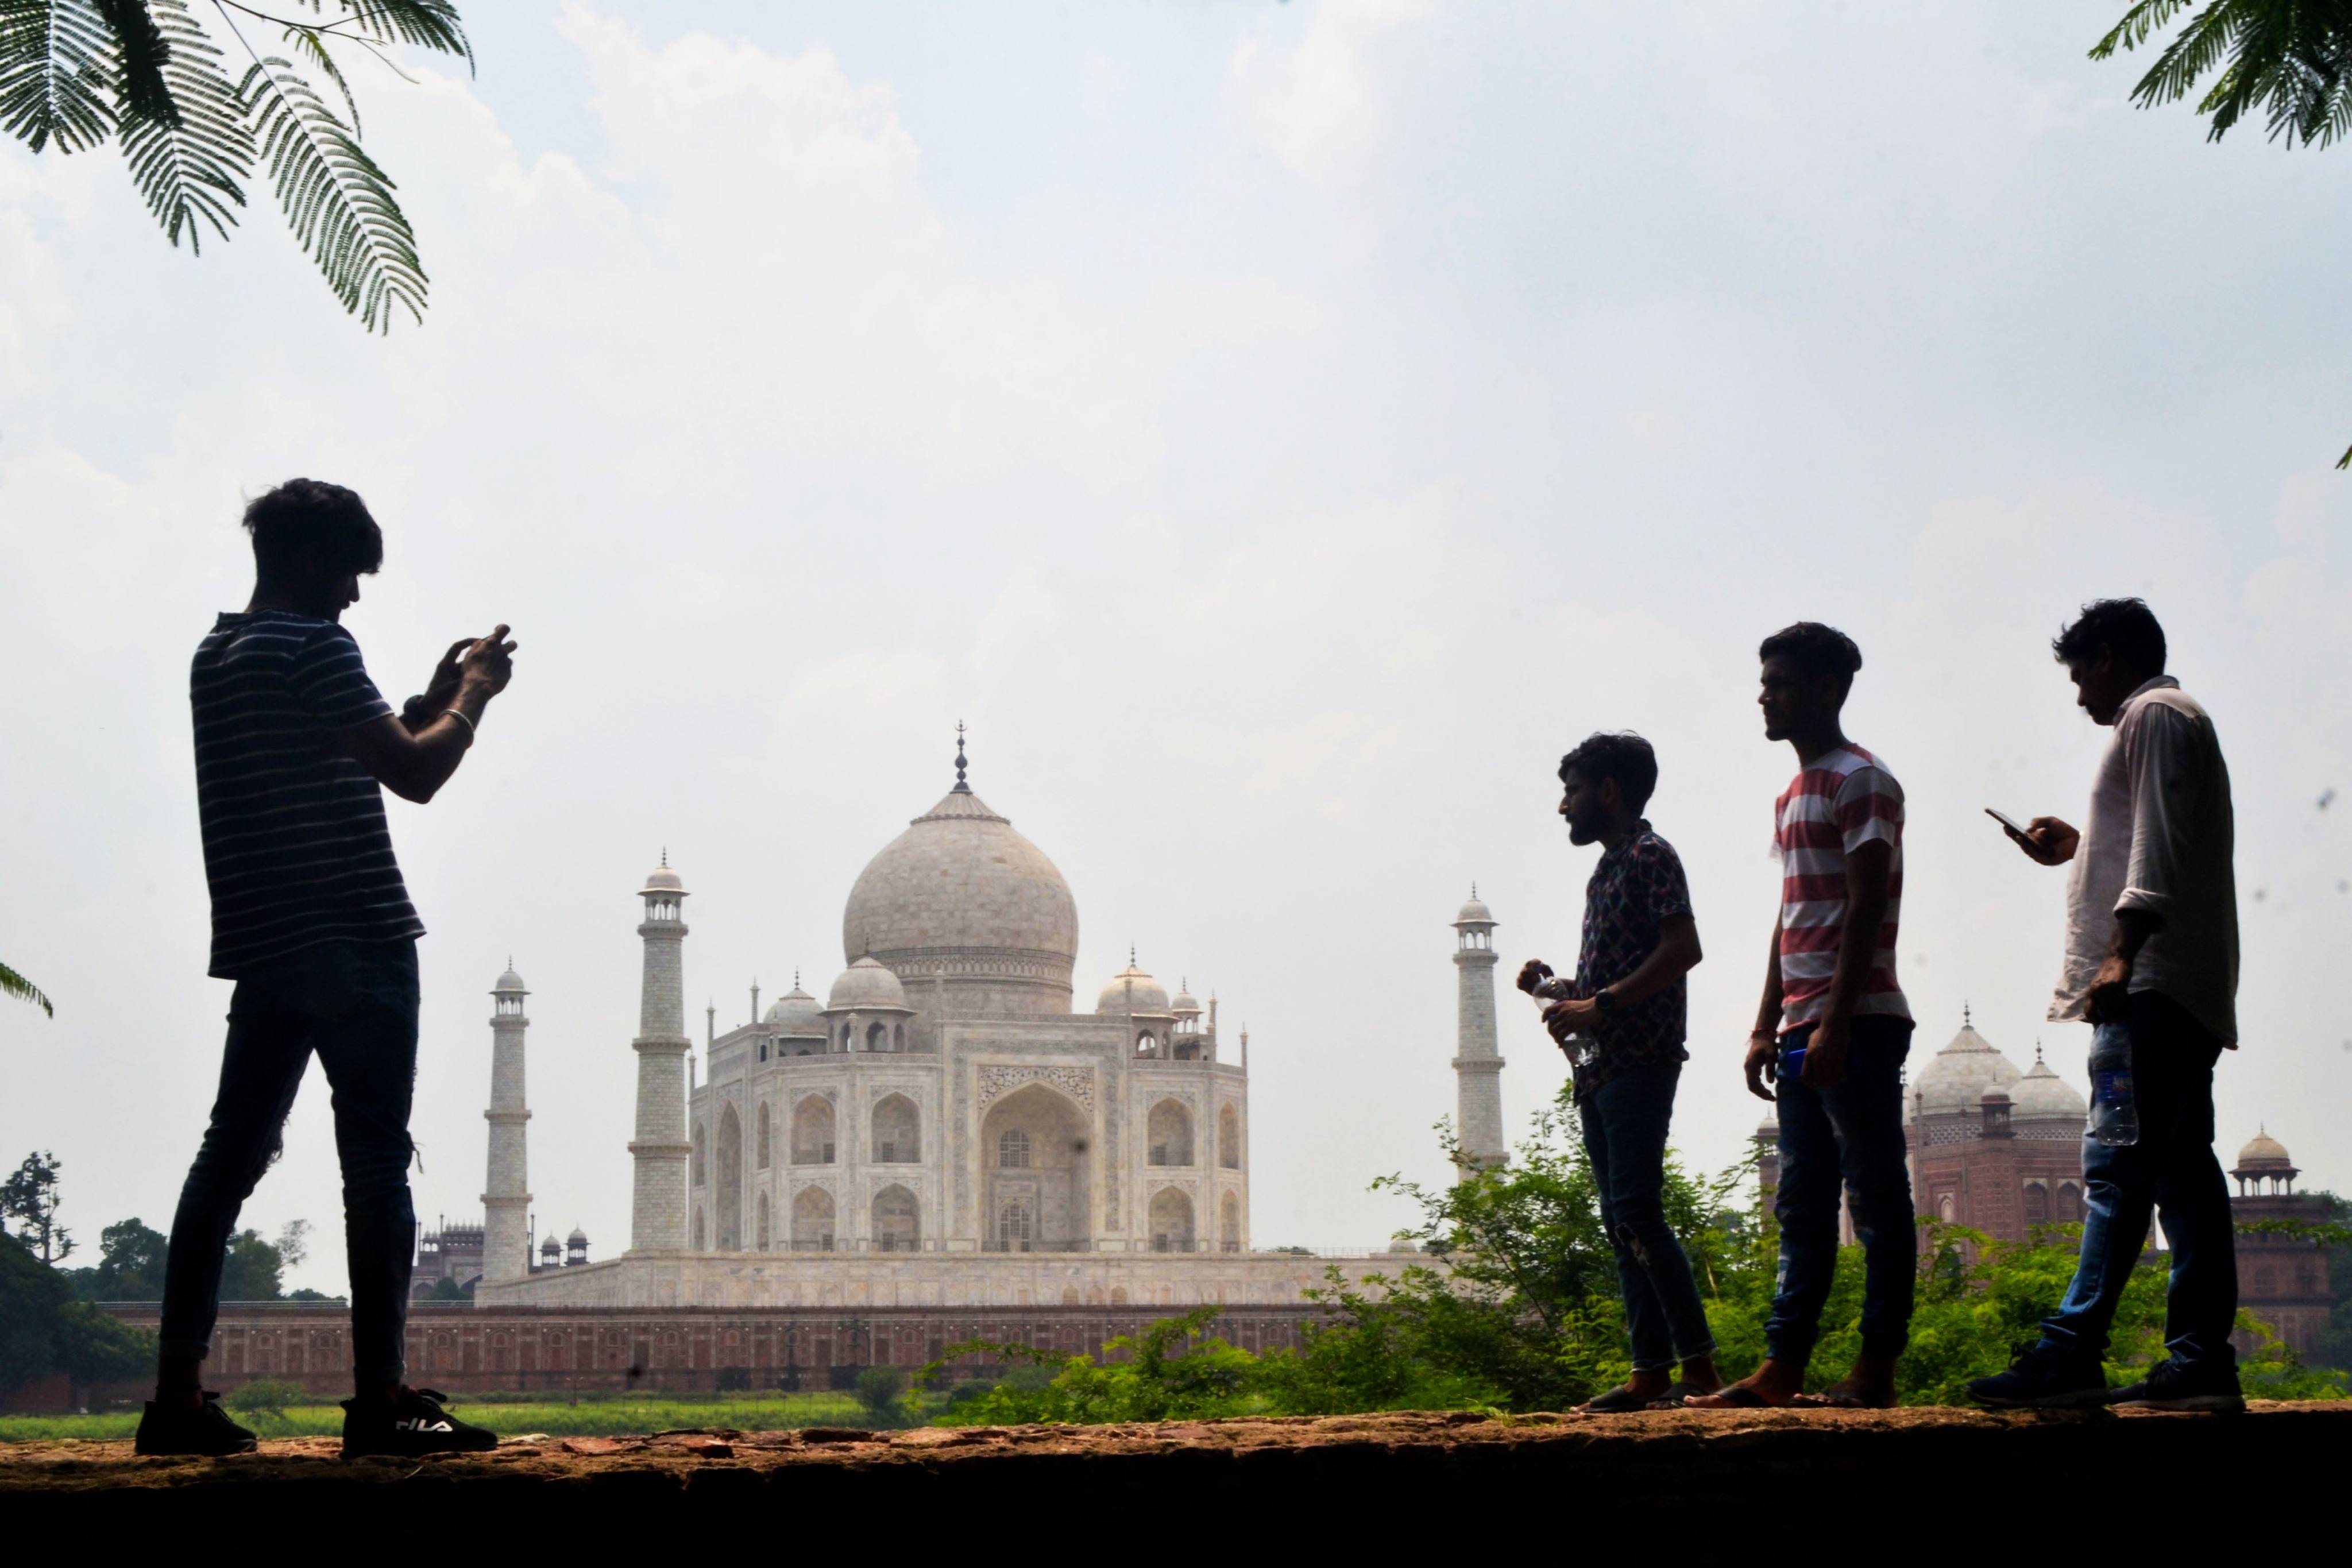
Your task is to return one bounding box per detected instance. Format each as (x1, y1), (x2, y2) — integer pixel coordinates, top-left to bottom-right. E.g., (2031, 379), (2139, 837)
(1691, 621), (1917, 1412)
(141, 480), (515, 1460)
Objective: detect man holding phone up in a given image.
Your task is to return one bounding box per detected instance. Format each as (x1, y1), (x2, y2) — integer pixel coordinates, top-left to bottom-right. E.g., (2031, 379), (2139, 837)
(1691, 622), (1915, 1409)
(1969, 598), (2242, 1412)
(137, 480), (517, 1458)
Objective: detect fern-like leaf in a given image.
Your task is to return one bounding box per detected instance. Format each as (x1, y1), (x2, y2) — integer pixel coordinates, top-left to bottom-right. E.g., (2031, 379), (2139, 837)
(95, 0), (172, 122)
(1, 961), (53, 1017)
(121, 0), (251, 253)
(240, 52), (423, 330)
(330, 0), (469, 74)
(0, 0), (117, 152)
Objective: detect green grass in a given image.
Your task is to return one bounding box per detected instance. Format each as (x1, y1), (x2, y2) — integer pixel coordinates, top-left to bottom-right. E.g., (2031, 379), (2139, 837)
(1, 1391), (869, 1443)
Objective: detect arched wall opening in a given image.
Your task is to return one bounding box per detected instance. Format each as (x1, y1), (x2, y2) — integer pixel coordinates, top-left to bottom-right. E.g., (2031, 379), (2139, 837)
(1149, 1187), (1195, 1252)
(792, 1096), (836, 1165)
(980, 1083), (1091, 1253)
(872, 1184), (920, 1252)
(872, 1094), (920, 1163)
(793, 1185), (836, 1251)
(715, 1104), (743, 1250)
(1148, 1099), (1193, 1167)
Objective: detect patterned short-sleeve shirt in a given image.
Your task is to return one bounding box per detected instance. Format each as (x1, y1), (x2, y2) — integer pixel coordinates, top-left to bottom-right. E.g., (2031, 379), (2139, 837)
(1570, 822), (1695, 1095)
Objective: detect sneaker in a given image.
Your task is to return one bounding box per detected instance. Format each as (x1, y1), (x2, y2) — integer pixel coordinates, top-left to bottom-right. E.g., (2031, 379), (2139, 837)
(133, 1392), (258, 1456)
(2111, 1358), (2244, 1413)
(340, 1387), (499, 1458)
(1965, 1350), (2110, 1409)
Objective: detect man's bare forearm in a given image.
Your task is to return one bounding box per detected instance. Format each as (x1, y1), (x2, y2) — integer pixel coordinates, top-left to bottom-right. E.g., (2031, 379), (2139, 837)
(1753, 916), (1784, 1036)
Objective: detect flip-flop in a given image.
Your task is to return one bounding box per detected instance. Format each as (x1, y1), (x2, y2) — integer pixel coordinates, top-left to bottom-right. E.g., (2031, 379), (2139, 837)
(1580, 1383), (1658, 1413)
(1789, 1383), (1893, 1410)
(1647, 1381), (1715, 1409)
(1683, 1385), (1780, 1409)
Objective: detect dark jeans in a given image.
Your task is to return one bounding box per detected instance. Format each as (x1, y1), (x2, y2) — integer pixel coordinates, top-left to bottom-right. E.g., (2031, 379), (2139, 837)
(2034, 988), (2236, 1369)
(161, 939), (420, 1385)
(1576, 1060), (1716, 1372)
(1767, 1016), (1915, 1366)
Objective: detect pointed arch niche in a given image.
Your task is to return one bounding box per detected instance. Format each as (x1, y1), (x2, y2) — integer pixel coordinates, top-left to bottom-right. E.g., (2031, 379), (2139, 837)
(980, 1083), (1091, 1253)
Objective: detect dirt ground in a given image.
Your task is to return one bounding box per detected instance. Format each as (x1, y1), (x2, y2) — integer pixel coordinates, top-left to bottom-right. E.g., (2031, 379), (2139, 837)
(6, 1404), (2347, 1543)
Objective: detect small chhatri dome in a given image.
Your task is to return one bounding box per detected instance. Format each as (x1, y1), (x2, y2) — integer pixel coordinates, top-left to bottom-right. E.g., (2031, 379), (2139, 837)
(1909, 1009), (2025, 1120)
(1455, 883), (1495, 925)
(1096, 955), (1172, 1017)
(1171, 978), (1201, 1015)
(2009, 1045), (2087, 1120)
(567, 1225), (589, 1244)
(642, 849), (685, 895)
(2235, 1128), (2293, 1170)
(765, 980), (827, 1038)
(539, 1233), (561, 1256)
(827, 955), (911, 1013)
(494, 959), (526, 992)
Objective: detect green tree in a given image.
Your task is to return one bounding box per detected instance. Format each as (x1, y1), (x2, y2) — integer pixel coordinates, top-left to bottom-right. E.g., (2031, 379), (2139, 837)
(0, 0), (472, 330)
(67, 1216), (168, 1300)
(219, 1226), (285, 1300)
(2091, 2), (2352, 466)
(1, 960), (52, 1017)
(1, 1150), (72, 1263)
(0, 1222), (157, 1397)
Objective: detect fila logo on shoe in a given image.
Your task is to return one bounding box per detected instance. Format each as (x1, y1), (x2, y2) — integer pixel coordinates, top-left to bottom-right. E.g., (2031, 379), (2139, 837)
(396, 1416), (455, 1432)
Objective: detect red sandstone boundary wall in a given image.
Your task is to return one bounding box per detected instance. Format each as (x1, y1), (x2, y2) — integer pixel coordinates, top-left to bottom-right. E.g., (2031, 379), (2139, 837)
(84, 1300), (1323, 1399)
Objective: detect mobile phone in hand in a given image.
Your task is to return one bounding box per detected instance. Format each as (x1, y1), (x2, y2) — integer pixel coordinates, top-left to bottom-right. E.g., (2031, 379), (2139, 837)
(1984, 808), (2029, 837)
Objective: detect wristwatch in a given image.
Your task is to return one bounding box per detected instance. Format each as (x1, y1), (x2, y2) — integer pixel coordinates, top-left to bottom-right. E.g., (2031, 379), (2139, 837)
(1594, 987), (1619, 1015)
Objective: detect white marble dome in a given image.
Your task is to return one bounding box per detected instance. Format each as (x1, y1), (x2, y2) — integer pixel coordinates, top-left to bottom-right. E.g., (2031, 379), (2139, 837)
(2008, 1051), (2086, 1121)
(2237, 1129), (2293, 1169)
(1455, 889), (1495, 925)
(827, 955), (911, 1013)
(1910, 1017), (2025, 1120)
(641, 860), (685, 895)
(841, 778), (1079, 1015)
(494, 962), (526, 992)
(1096, 960), (1171, 1017)
(764, 982), (825, 1038)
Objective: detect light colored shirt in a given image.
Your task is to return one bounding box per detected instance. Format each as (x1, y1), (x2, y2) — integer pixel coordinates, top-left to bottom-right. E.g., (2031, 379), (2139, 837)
(1774, 745), (1910, 1030)
(2049, 677), (2238, 1043)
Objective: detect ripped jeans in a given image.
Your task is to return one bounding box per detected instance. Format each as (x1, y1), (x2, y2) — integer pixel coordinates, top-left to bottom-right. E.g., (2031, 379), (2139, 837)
(1765, 1017), (1915, 1366)
(160, 939), (420, 1386)
(1577, 1060), (1717, 1372)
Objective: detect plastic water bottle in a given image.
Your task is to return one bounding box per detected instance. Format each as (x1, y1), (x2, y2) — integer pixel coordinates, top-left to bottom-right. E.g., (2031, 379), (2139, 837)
(2088, 1022), (2139, 1147)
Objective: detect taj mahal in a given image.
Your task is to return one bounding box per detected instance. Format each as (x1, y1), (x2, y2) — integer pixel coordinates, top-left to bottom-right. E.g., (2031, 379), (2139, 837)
(465, 736), (1509, 1315)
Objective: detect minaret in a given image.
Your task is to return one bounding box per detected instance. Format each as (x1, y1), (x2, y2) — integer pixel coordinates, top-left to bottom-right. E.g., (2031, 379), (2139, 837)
(629, 853), (692, 1252)
(1450, 886), (1507, 1175)
(481, 961), (531, 1285)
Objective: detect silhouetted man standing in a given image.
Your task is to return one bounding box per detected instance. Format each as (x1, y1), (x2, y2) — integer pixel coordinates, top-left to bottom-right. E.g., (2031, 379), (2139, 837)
(1691, 622), (1914, 1409)
(1519, 732), (1721, 1411)
(137, 480), (516, 1457)
(1970, 598), (2242, 1412)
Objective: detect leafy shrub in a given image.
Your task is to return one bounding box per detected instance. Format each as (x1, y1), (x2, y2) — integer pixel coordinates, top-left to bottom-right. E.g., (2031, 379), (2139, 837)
(225, 1377), (305, 1427)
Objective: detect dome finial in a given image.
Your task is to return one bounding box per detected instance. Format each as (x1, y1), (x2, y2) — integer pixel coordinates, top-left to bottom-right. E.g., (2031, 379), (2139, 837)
(1470, 880), (1478, 899)
(952, 721), (971, 794)
(1963, 999), (1971, 1027)
(662, 847), (669, 867)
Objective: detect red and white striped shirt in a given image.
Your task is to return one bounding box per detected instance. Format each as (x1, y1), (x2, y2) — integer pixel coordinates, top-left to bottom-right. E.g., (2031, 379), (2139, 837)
(1774, 745), (1910, 1031)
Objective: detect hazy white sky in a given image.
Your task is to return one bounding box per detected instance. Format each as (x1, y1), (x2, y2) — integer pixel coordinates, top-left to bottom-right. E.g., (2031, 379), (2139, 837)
(3, 1), (2347, 1291)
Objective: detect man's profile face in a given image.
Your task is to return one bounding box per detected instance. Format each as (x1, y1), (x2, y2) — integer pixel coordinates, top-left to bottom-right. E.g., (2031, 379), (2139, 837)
(1558, 767), (1611, 846)
(2067, 648), (2132, 727)
(1758, 654), (1833, 743)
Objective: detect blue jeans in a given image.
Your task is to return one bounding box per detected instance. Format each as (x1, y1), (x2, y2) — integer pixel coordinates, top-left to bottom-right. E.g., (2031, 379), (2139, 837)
(1577, 1060), (1717, 1372)
(161, 939), (420, 1385)
(2034, 988), (2235, 1369)
(1767, 1016), (1915, 1366)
